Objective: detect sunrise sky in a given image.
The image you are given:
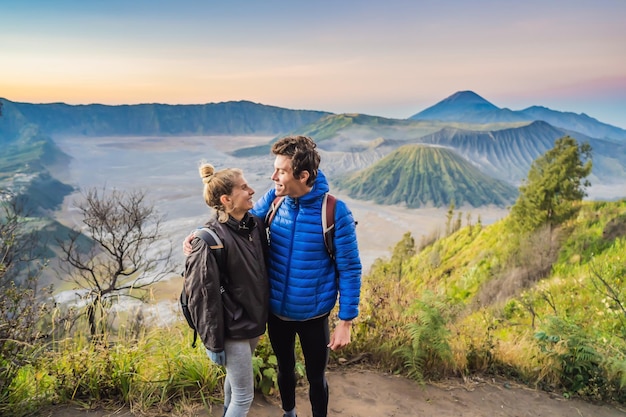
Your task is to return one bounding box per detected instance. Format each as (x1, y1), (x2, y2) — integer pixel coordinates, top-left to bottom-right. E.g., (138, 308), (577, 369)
(2, 0), (625, 128)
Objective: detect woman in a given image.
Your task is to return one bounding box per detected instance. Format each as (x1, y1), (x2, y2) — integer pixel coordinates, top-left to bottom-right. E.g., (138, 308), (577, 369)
(184, 163), (269, 417)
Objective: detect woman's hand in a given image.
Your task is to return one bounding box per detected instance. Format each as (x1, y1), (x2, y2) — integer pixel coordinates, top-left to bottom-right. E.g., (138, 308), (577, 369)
(206, 348), (226, 366)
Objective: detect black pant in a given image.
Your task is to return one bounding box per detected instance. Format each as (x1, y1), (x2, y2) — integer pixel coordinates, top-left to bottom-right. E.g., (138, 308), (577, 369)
(268, 313), (330, 417)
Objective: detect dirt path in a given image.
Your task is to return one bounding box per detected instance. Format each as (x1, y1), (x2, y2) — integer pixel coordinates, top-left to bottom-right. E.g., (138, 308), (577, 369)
(39, 369), (626, 417)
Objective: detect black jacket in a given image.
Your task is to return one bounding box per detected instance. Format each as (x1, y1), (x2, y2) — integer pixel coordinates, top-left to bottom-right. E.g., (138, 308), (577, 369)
(184, 213), (269, 352)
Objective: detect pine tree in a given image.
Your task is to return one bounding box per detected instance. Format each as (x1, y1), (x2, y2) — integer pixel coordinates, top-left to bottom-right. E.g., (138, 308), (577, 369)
(510, 136), (592, 233)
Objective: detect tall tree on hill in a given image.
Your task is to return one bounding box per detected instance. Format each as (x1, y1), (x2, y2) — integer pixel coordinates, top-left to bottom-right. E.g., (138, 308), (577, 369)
(510, 136), (592, 233)
(58, 188), (175, 336)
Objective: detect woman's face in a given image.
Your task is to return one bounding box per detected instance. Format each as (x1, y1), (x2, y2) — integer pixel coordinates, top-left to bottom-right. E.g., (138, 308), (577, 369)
(225, 174), (255, 220)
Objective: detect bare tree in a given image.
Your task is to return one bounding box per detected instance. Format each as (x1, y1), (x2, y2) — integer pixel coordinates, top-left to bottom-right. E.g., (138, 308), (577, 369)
(58, 187), (176, 336)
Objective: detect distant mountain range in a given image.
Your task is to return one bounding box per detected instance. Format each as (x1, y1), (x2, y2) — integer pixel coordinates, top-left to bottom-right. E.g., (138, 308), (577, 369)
(1, 91), (626, 213)
(0, 99), (330, 137)
(415, 120), (626, 184)
(410, 90), (626, 141)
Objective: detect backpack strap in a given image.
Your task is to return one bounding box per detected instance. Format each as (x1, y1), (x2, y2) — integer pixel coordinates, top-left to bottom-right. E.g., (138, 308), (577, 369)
(264, 196), (284, 249)
(194, 227), (229, 289)
(265, 193), (337, 259)
(194, 227), (223, 251)
(265, 196), (285, 226)
(182, 226), (226, 348)
(194, 227), (226, 281)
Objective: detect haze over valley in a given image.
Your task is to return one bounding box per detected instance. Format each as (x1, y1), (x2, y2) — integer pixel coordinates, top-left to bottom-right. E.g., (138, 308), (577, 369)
(50, 134), (508, 276)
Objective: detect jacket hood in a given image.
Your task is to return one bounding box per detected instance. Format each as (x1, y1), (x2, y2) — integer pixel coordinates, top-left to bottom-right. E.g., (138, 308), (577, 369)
(284, 169), (330, 207)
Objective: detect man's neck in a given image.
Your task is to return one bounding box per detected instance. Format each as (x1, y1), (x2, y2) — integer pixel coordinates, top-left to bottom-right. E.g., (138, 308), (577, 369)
(290, 186), (312, 198)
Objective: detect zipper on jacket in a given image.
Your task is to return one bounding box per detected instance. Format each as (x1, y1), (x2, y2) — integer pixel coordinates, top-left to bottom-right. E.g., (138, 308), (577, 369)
(280, 198), (298, 315)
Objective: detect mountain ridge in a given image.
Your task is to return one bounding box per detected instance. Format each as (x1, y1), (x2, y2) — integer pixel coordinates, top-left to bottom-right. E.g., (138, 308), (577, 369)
(0, 98), (331, 137)
(287, 114), (626, 191)
(4, 90), (626, 141)
(410, 91), (626, 141)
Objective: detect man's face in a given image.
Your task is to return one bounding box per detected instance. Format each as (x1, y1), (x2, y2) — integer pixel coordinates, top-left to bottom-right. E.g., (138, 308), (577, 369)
(271, 154), (309, 198)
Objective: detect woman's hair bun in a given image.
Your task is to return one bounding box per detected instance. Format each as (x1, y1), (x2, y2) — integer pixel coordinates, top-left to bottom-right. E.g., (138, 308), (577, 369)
(199, 163), (215, 184)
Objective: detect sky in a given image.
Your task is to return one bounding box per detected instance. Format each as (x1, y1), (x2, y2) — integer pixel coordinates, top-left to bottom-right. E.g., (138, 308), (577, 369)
(2, 0), (626, 128)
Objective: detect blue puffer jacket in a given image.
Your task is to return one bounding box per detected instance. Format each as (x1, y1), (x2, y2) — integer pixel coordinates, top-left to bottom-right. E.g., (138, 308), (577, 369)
(252, 171), (361, 321)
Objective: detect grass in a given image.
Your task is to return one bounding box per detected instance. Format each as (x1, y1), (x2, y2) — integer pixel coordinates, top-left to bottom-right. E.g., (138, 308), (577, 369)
(3, 200), (626, 414)
(1, 318), (226, 416)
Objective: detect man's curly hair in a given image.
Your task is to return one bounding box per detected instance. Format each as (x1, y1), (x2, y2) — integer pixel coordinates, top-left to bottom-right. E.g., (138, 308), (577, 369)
(271, 135), (320, 186)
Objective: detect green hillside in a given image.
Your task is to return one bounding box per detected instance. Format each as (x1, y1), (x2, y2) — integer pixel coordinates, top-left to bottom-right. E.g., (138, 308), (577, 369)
(348, 198), (626, 401)
(336, 144), (518, 207)
(0, 122), (72, 213)
(299, 113), (415, 142)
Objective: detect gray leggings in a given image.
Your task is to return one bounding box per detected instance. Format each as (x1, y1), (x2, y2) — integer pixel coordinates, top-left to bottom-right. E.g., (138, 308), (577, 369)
(223, 337), (259, 417)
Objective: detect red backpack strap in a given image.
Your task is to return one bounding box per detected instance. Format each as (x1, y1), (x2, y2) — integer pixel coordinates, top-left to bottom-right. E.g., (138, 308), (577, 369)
(265, 196), (285, 226)
(267, 194), (336, 259)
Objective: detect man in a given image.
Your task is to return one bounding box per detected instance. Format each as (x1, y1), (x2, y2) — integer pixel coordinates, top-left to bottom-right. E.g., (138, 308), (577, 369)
(251, 135), (361, 417)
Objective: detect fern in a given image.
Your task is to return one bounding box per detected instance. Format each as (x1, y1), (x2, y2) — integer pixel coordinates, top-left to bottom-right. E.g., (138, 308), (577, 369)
(395, 291), (454, 382)
(535, 316), (604, 396)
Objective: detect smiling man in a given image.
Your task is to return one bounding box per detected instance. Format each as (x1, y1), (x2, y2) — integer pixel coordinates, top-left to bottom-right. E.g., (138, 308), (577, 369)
(252, 135), (362, 417)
